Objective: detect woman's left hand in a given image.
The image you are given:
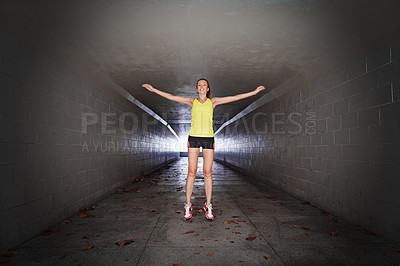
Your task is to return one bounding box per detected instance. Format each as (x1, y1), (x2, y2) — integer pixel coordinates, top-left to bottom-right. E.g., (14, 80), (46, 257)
(255, 86), (266, 94)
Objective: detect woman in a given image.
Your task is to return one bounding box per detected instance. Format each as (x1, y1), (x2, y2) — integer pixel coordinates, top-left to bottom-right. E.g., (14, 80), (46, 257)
(142, 79), (265, 221)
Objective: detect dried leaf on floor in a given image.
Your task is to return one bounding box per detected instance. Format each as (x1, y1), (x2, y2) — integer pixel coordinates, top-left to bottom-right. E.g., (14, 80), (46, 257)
(146, 210), (156, 213)
(184, 231), (195, 234)
(207, 253), (213, 256)
(133, 206), (143, 210)
(300, 201), (310, 205)
(265, 256), (274, 260)
(172, 264), (182, 266)
(133, 188), (141, 193)
(328, 232), (338, 236)
(116, 238), (134, 246)
(79, 213), (95, 218)
(239, 194), (245, 198)
(80, 206), (96, 212)
(294, 225), (309, 230)
(201, 227), (207, 229)
(237, 220), (246, 222)
(42, 228), (61, 235)
(246, 235), (257, 241)
(194, 252), (200, 255)
(83, 234), (95, 239)
(294, 238), (301, 240)
(61, 220), (70, 225)
(101, 245), (112, 248)
(383, 252), (393, 257)
(248, 207), (259, 212)
(224, 220), (237, 224)
(81, 243), (93, 250)
(226, 237), (231, 240)
(265, 195), (278, 200)
(325, 217), (337, 222)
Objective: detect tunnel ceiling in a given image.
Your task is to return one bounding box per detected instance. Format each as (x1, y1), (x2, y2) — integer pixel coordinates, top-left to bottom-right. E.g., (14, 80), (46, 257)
(2, 0), (400, 137)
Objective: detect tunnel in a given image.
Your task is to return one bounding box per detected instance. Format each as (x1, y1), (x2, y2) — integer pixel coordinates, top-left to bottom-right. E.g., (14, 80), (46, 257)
(1, 0), (400, 264)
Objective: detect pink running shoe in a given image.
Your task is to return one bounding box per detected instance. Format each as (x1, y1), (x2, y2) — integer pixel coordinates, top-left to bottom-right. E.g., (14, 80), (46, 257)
(203, 203), (214, 221)
(184, 203), (192, 220)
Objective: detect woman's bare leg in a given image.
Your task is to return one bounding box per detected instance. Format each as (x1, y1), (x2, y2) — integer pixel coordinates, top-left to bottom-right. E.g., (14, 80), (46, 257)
(202, 148), (214, 206)
(186, 148), (200, 205)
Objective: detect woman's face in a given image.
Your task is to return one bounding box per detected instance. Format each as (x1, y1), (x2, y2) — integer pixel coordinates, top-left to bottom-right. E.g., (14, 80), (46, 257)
(196, 80), (209, 94)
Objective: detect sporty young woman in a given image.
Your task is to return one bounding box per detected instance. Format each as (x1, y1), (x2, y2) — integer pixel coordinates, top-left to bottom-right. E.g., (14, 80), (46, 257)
(142, 79), (265, 221)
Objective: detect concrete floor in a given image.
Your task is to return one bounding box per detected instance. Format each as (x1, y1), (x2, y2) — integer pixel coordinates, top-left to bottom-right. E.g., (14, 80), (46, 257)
(5, 158), (400, 265)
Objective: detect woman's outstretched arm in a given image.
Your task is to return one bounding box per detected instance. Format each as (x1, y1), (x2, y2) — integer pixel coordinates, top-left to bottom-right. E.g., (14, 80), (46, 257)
(211, 86), (265, 107)
(142, 84), (194, 106)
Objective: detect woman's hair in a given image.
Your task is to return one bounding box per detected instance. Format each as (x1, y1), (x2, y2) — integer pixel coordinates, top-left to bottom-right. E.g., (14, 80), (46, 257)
(196, 78), (211, 98)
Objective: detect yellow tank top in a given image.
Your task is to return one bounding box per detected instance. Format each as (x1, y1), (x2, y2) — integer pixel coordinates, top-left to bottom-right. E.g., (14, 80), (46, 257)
(188, 98), (214, 137)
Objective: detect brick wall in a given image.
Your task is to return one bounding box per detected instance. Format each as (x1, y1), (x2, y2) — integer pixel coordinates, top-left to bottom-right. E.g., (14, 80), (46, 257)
(0, 30), (179, 251)
(215, 41), (400, 242)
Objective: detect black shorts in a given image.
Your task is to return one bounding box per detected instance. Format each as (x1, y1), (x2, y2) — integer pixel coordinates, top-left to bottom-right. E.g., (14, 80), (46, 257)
(187, 136), (215, 150)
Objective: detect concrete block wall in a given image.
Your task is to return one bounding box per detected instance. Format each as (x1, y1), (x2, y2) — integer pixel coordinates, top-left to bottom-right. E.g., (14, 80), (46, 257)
(0, 30), (179, 251)
(215, 41), (400, 242)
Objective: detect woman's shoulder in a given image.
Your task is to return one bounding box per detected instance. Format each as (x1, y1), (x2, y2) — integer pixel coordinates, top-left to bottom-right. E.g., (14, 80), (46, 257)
(186, 97), (195, 107)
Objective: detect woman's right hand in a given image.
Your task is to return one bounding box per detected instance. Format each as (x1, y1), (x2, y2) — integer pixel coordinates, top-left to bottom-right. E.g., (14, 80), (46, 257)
(254, 86), (266, 94)
(142, 84), (155, 92)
